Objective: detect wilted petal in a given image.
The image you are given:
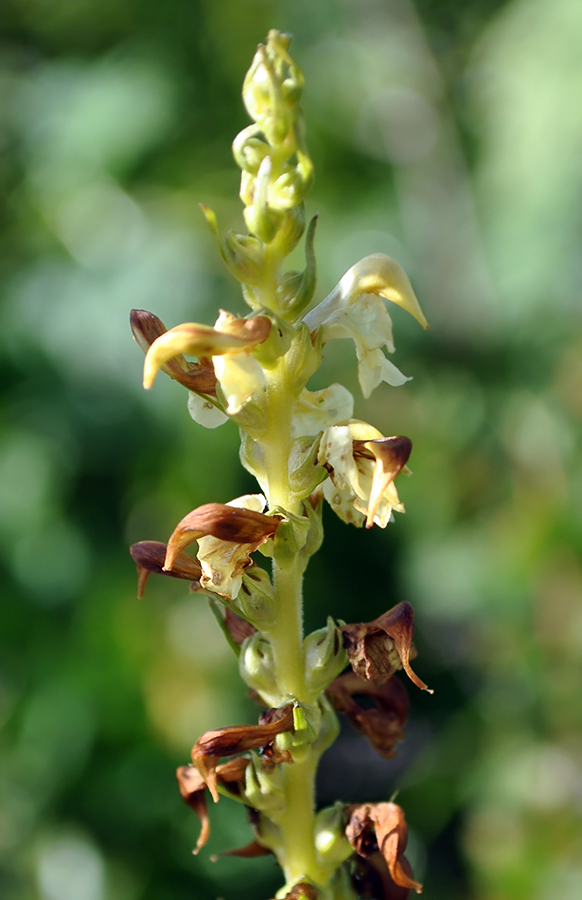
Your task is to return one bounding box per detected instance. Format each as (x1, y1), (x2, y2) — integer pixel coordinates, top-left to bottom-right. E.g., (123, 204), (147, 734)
(129, 541), (203, 598)
(291, 384), (354, 438)
(192, 704), (294, 801)
(130, 309), (218, 395)
(176, 757), (250, 853)
(341, 602), (432, 693)
(327, 672), (409, 759)
(346, 803), (422, 894)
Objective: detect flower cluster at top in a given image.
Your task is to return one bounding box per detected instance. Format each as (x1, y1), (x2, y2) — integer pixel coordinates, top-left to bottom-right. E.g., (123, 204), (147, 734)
(129, 31), (430, 900)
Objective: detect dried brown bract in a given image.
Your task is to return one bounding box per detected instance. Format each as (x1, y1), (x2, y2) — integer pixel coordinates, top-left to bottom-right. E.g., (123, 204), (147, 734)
(191, 704), (295, 801)
(346, 802), (422, 895)
(129, 540), (203, 598)
(341, 601), (432, 692)
(327, 672), (409, 759)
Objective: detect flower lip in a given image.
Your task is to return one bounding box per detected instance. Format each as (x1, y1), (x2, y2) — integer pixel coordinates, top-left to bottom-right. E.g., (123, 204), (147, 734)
(130, 309), (218, 395)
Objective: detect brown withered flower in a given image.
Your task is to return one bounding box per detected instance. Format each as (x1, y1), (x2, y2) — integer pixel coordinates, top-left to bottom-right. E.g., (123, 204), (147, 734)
(341, 601), (432, 692)
(191, 704), (295, 802)
(164, 495), (282, 599)
(130, 309), (218, 395)
(129, 540), (203, 598)
(177, 756), (249, 854)
(326, 672), (409, 759)
(346, 802), (422, 896)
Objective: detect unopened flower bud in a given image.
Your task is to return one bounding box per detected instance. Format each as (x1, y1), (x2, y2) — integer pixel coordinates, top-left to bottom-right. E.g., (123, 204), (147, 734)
(276, 215), (317, 318)
(288, 434), (327, 500)
(235, 565), (277, 629)
(239, 632), (280, 707)
(304, 618), (348, 698)
(201, 204), (266, 286)
(314, 804), (353, 874)
(271, 204), (306, 257)
(232, 127), (270, 175)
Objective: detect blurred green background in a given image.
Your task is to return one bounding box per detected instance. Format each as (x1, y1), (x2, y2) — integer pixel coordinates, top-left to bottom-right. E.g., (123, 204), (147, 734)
(1, 0), (581, 898)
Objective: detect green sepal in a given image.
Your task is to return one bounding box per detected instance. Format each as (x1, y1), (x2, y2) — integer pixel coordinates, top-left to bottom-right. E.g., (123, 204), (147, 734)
(283, 323), (323, 396)
(232, 125), (269, 175)
(239, 632), (280, 708)
(200, 204), (265, 286)
(276, 215), (318, 319)
(289, 432), (327, 500)
(271, 507), (311, 570)
(314, 803), (354, 874)
(237, 565), (277, 629)
(251, 309), (295, 369)
(304, 617), (348, 698)
(298, 494), (324, 563)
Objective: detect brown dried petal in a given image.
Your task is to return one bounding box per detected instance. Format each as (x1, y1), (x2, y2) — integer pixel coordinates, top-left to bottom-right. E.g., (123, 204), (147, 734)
(327, 673), (409, 759)
(130, 541), (203, 598)
(342, 602), (432, 693)
(192, 705), (294, 802)
(130, 309), (218, 395)
(346, 803), (422, 894)
(164, 503), (282, 571)
(353, 436), (412, 528)
(176, 757), (250, 854)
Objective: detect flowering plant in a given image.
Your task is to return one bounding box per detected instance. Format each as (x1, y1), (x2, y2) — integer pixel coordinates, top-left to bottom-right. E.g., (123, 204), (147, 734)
(130, 31), (430, 900)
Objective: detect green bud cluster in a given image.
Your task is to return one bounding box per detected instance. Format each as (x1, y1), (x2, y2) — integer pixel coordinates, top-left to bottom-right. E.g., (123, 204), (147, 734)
(205, 30), (316, 318)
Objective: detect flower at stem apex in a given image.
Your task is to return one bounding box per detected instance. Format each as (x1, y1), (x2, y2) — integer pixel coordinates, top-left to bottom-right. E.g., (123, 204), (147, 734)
(318, 422), (412, 528)
(129, 540), (202, 598)
(164, 494), (281, 600)
(345, 802), (422, 895)
(341, 601), (432, 692)
(191, 704), (295, 802)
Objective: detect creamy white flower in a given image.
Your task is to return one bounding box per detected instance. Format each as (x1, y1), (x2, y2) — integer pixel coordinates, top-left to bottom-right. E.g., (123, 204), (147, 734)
(303, 254), (427, 397)
(291, 383), (354, 437)
(318, 422), (409, 529)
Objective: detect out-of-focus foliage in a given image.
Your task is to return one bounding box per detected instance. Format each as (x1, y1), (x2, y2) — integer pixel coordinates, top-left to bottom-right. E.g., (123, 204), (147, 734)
(1, 1), (581, 898)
